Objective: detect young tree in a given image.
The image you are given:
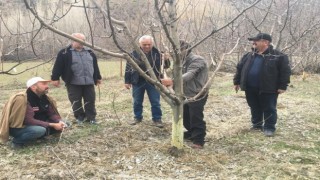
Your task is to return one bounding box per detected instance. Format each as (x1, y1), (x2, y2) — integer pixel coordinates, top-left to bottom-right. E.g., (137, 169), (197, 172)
(21, 0), (262, 151)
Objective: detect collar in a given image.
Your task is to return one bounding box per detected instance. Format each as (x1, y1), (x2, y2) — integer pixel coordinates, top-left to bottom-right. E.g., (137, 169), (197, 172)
(70, 46), (91, 51)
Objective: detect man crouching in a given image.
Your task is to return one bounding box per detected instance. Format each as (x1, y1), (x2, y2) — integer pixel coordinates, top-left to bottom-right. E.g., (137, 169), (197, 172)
(0, 77), (66, 149)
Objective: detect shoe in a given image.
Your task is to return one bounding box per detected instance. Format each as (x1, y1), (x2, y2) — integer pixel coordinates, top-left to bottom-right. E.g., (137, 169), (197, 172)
(11, 142), (24, 150)
(89, 120), (98, 125)
(153, 121), (164, 128)
(76, 117), (85, 125)
(77, 119), (84, 125)
(129, 118), (141, 125)
(264, 130), (275, 137)
(191, 144), (203, 149)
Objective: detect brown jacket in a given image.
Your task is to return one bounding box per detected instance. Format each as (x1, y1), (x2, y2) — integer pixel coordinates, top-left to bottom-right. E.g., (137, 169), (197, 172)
(0, 91), (59, 143)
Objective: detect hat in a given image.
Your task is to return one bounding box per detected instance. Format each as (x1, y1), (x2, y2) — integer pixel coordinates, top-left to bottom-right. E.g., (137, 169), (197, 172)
(248, 33), (272, 42)
(26, 77), (51, 88)
(179, 40), (191, 49)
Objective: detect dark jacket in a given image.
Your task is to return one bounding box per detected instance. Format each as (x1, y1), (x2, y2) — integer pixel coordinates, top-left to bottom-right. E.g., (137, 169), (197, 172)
(233, 45), (291, 93)
(51, 45), (102, 85)
(25, 89), (61, 128)
(124, 47), (170, 84)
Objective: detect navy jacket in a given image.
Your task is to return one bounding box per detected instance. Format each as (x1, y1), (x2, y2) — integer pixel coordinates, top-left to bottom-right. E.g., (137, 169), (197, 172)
(233, 46), (291, 93)
(51, 45), (101, 85)
(124, 47), (170, 84)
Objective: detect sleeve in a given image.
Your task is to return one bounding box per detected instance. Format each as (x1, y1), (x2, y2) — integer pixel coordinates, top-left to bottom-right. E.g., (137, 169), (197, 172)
(24, 103), (50, 128)
(51, 50), (65, 81)
(182, 58), (206, 82)
(91, 51), (102, 81)
(124, 61), (132, 84)
(233, 53), (249, 85)
(48, 105), (61, 123)
(278, 55), (291, 90)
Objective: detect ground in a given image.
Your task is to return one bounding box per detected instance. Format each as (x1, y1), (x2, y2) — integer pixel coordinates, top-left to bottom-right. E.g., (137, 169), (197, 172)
(0, 72), (319, 179)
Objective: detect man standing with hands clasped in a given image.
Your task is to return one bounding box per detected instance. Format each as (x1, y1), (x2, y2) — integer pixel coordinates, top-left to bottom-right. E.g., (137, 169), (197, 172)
(233, 33), (291, 137)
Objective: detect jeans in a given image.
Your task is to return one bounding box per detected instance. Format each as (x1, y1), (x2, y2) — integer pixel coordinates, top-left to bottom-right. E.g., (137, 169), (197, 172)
(9, 126), (46, 145)
(66, 84), (96, 121)
(245, 88), (278, 131)
(183, 95), (208, 146)
(132, 79), (162, 121)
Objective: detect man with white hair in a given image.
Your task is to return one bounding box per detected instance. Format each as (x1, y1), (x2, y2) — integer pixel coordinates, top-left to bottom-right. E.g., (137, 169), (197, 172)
(0, 77), (66, 149)
(51, 33), (102, 125)
(124, 35), (170, 128)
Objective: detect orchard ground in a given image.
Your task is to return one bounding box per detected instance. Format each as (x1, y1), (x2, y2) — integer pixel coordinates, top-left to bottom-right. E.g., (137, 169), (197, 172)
(0, 61), (319, 179)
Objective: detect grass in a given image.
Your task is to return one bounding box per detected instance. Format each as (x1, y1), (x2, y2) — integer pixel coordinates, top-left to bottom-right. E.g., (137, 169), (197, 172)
(0, 61), (319, 179)
(0, 60), (125, 84)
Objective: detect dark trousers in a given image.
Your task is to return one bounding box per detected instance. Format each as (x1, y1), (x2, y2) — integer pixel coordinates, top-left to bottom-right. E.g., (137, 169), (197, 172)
(183, 95), (208, 146)
(66, 84), (96, 121)
(245, 88), (278, 131)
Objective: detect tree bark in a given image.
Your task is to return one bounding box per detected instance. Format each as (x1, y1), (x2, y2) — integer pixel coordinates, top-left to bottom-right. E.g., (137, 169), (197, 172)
(167, 0), (184, 149)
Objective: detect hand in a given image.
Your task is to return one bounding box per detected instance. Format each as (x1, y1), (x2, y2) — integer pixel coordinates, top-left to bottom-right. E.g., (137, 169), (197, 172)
(125, 84), (132, 89)
(60, 120), (70, 128)
(96, 79), (102, 85)
(161, 78), (173, 86)
(51, 80), (60, 87)
(277, 89), (286, 94)
(49, 121), (65, 131)
(234, 85), (240, 93)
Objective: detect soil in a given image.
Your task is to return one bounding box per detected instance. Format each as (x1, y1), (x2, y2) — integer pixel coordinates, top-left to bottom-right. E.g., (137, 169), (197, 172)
(0, 73), (319, 179)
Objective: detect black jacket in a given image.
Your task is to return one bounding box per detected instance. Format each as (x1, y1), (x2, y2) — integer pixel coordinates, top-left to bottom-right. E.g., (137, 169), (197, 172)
(51, 45), (102, 85)
(124, 47), (170, 84)
(233, 46), (291, 93)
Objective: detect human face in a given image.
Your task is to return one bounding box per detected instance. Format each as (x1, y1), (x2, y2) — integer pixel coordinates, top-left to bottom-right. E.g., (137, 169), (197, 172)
(72, 34), (86, 51)
(32, 82), (49, 96)
(252, 39), (269, 53)
(140, 39), (153, 53)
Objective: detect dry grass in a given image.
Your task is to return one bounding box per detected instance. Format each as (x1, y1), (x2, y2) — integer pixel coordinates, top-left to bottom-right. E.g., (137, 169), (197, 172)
(0, 63), (319, 179)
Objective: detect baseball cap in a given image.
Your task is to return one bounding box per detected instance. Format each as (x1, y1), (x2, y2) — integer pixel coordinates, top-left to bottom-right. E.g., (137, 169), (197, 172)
(248, 33), (272, 42)
(26, 77), (51, 88)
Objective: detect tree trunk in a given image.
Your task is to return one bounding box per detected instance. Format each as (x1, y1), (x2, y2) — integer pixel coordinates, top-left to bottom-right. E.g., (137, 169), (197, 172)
(171, 103), (184, 148)
(167, 0), (184, 149)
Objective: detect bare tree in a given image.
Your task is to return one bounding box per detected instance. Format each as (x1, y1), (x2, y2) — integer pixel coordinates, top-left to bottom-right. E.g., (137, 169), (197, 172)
(15, 0), (320, 152)
(20, 0), (264, 151)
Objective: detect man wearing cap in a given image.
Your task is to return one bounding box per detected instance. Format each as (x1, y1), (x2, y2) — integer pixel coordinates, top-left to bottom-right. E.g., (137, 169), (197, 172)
(233, 33), (291, 137)
(0, 77), (66, 149)
(51, 33), (102, 125)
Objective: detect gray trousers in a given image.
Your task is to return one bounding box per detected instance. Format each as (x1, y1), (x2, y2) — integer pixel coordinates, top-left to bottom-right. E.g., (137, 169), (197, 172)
(66, 84), (96, 121)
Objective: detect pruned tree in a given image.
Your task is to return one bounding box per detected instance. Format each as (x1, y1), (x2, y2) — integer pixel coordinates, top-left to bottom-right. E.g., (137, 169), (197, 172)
(20, 0), (264, 151)
(15, 0), (320, 152)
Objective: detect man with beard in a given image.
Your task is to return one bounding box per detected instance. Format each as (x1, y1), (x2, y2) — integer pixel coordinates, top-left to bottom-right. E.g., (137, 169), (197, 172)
(0, 77), (66, 149)
(234, 33), (291, 137)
